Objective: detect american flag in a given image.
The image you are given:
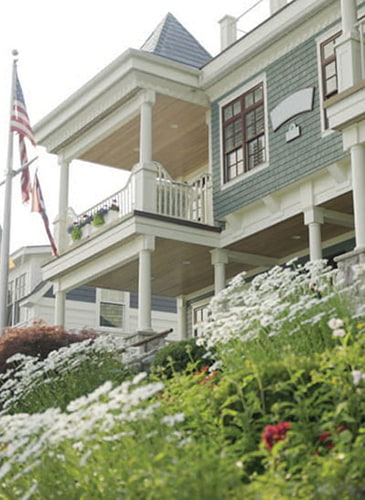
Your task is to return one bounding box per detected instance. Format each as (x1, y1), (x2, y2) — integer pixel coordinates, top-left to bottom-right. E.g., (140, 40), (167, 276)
(31, 172), (58, 257)
(10, 70), (36, 203)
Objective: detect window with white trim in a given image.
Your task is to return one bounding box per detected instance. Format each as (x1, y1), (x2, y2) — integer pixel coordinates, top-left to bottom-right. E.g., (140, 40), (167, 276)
(320, 32), (341, 101)
(192, 302), (210, 338)
(222, 82), (266, 183)
(7, 274), (26, 326)
(99, 289), (125, 329)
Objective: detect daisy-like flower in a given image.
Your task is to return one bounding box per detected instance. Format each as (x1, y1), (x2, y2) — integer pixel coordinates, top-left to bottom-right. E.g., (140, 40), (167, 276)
(332, 328), (346, 338)
(327, 318), (344, 330)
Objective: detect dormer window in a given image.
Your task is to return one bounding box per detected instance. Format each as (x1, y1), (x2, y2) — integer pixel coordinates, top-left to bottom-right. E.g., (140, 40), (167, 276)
(222, 83), (266, 183)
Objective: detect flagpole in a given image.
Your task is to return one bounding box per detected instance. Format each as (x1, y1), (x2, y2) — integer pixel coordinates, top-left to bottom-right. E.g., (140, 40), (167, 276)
(0, 50), (18, 334)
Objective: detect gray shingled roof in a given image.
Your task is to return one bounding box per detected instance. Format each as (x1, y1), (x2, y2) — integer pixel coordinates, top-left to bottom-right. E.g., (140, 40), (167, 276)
(141, 12), (212, 68)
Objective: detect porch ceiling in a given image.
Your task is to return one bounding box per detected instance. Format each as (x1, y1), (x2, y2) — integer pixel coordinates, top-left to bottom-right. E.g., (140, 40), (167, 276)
(87, 237), (253, 297)
(79, 94), (209, 179)
(229, 192), (354, 260)
(76, 193), (355, 298)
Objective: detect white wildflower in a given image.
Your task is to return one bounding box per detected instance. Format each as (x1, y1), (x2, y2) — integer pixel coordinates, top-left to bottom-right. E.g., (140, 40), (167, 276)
(161, 412), (185, 427)
(332, 329), (346, 338)
(327, 318), (344, 330)
(352, 370), (365, 385)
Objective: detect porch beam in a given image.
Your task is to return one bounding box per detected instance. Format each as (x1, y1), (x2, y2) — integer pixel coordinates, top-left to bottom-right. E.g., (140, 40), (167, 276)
(227, 250), (279, 267)
(322, 208), (354, 228)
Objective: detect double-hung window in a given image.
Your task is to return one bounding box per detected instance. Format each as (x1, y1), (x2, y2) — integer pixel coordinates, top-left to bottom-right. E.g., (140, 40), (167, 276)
(222, 82), (266, 183)
(99, 289), (125, 329)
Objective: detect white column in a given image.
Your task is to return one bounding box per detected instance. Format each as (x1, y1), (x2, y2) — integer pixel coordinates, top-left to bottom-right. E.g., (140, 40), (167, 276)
(176, 296), (187, 339)
(336, 0), (360, 91)
(134, 91), (157, 213)
(211, 249), (228, 295)
(218, 15), (237, 51)
(138, 236), (155, 332)
(54, 287), (66, 327)
(304, 208), (323, 261)
(351, 143), (365, 250)
(54, 157), (70, 253)
(340, 0), (357, 35)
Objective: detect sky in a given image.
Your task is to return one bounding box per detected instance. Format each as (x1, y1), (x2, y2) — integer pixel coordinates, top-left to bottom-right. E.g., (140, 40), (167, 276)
(0, 0), (270, 253)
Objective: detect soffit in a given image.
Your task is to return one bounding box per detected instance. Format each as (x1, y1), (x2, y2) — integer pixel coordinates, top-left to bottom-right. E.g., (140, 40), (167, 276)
(79, 93), (209, 179)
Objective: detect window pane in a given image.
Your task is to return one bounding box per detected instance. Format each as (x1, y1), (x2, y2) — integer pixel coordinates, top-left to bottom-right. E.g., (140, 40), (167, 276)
(100, 302), (124, 328)
(326, 76), (338, 95)
(225, 123), (234, 137)
(323, 40), (335, 59)
(325, 61), (336, 78)
(245, 92), (254, 108)
(223, 105), (233, 121)
(254, 86), (263, 102)
(233, 100), (241, 115)
(225, 138), (234, 151)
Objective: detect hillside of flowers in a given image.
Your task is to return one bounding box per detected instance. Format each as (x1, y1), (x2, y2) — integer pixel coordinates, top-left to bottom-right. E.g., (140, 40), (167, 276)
(1, 260), (365, 499)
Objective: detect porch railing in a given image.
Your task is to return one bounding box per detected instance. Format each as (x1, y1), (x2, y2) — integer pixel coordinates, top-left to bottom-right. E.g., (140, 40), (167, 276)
(155, 164), (212, 224)
(72, 173), (135, 227)
(67, 163), (212, 244)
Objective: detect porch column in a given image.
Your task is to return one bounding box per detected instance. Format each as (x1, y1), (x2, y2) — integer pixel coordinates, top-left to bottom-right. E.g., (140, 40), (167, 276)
(134, 90), (157, 213)
(336, 0), (361, 91)
(54, 283), (66, 327)
(176, 295), (187, 339)
(211, 249), (228, 295)
(304, 208), (323, 261)
(351, 143), (365, 250)
(55, 157), (70, 254)
(138, 235), (155, 332)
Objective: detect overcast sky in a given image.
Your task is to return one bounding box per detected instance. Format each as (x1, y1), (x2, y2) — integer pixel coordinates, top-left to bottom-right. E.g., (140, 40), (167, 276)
(0, 0), (269, 252)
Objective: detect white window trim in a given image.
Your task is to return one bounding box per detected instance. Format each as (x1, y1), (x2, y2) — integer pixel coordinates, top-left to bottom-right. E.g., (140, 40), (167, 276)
(191, 298), (210, 338)
(218, 73), (269, 190)
(316, 23), (342, 137)
(96, 288), (126, 333)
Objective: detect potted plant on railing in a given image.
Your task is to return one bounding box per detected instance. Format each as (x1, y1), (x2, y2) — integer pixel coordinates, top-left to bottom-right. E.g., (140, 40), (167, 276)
(91, 207), (108, 233)
(67, 222), (82, 243)
(67, 214), (92, 244)
(104, 200), (120, 224)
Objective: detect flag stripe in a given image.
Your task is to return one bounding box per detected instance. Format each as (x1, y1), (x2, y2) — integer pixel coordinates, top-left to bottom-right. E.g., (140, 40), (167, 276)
(10, 70), (35, 203)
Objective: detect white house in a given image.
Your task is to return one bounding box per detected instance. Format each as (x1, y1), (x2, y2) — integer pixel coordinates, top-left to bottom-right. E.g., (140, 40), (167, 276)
(7, 245), (178, 338)
(32, 0), (364, 338)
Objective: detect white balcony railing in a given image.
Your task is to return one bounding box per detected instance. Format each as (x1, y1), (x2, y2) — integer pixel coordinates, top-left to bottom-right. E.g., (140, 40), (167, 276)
(67, 163), (212, 246)
(156, 164), (212, 224)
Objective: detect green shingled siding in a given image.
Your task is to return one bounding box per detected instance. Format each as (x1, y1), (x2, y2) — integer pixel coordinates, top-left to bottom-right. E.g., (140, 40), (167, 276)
(212, 35), (345, 220)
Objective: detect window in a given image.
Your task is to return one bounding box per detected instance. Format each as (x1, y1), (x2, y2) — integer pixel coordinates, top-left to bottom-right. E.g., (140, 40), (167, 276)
(222, 83), (266, 183)
(192, 303), (210, 338)
(7, 274), (26, 326)
(99, 289), (125, 329)
(320, 32), (341, 100)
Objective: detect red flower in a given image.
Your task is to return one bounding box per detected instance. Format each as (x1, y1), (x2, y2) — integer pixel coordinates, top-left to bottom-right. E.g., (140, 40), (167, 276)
(317, 424), (348, 450)
(262, 422), (291, 451)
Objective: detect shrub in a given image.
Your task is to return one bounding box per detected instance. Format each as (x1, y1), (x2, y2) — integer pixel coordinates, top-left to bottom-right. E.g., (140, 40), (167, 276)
(0, 323), (97, 373)
(152, 338), (213, 377)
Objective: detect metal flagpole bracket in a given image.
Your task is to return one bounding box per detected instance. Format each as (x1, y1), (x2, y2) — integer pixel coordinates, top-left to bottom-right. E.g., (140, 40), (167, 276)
(0, 156), (38, 187)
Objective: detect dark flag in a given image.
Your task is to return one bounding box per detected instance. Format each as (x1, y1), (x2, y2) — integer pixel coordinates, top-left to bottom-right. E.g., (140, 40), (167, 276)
(31, 172), (58, 256)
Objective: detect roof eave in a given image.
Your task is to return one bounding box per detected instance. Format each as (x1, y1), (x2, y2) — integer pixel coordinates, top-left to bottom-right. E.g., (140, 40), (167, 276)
(34, 48), (202, 148)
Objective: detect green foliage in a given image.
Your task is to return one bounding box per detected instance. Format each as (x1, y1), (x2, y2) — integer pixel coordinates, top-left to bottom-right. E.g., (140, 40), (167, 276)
(92, 213), (105, 226)
(1, 265), (365, 498)
(151, 338), (213, 377)
(70, 225), (82, 240)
